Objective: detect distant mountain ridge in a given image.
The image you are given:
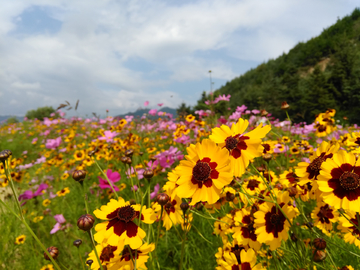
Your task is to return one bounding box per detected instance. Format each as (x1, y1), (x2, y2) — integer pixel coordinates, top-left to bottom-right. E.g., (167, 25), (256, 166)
(115, 107), (177, 119)
(194, 8), (360, 124)
(0, 115), (24, 123)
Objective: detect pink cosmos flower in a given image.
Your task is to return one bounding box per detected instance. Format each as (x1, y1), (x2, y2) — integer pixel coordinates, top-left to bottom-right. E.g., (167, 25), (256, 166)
(157, 103), (163, 107)
(148, 109), (157, 116)
(98, 169), (121, 191)
(150, 183), (160, 199)
(50, 214), (66, 234)
(18, 183), (48, 205)
(98, 130), (118, 143)
(144, 101), (149, 106)
(45, 137), (62, 149)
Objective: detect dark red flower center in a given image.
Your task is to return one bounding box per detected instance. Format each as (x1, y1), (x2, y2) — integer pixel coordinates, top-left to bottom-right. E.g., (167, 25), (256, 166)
(317, 204), (334, 224)
(223, 135), (249, 159)
(191, 158), (219, 188)
(340, 172), (360, 190)
(193, 162), (211, 182)
(230, 244), (244, 264)
(165, 200), (176, 214)
(309, 157), (324, 172)
(225, 136), (238, 151)
(317, 125), (327, 132)
(121, 247), (142, 261)
(265, 204), (286, 237)
(117, 205), (136, 222)
(286, 172), (299, 184)
(270, 214), (281, 225)
(247, 179), (259, 190)
(307, 152), (333, 179)
(100, 245), (117, 262)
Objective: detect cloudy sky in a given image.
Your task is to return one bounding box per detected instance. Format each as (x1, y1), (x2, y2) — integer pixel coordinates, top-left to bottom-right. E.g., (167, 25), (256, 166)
(1, 0), (359, 117)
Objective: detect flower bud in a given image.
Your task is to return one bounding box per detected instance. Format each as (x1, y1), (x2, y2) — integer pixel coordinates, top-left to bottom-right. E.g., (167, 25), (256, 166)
(281, 101), (290, 110)
(44, 246), (59, 261)
(288, 186), (298, 197)
(125, 149), (134, 157)
(88, 147), (98, 157)
(77, 214), (95, 231)
(143, 169), (154, 180)
(225, 192), (235, 202)
(0, 150), (12, 162)
(263, 153), (272, 162)
(86, 260), (93, 266)
(313, 250), (326, 262)
(73, 239), (82, 248)
(313, 238), (326, 250)
(156, 193), (170, 206)
(72, 170), (86, 182)
(180, 202), (189, 213)
(256, 166), (266, 173)
(260, 110), (268, 117)
(120, 156), (132, 165)
(290, 233), (298, 242)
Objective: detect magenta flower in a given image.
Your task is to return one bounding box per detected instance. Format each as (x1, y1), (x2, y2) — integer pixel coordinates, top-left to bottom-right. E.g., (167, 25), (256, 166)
(98, 130), (119, 143)
(150, 183), (160, 199)
(98, 169), (121, 191)
(148, 109), (157, 116)
(18, 183), (48, 205)
(214, 94), (231, 103)
(45, 136), (62, 149)
(144, 101), (149, 106)
(50, 214), (66, 234)
(157, 103), (163, 107)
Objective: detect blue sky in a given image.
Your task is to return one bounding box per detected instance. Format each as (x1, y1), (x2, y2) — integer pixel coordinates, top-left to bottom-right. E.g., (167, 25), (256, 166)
(0, 0), (359, 117)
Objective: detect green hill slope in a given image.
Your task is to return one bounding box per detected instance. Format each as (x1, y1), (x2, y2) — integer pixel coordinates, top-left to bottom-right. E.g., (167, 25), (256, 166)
(195, 8), (360, 124)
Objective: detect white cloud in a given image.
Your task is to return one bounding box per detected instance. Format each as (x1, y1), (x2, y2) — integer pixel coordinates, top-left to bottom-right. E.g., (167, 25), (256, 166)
(0, 0), (358, 116)
(11, 81), (40, 89)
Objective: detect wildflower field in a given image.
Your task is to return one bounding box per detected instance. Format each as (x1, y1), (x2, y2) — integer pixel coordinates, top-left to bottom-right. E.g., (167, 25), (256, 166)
(1, 102), (360, 270)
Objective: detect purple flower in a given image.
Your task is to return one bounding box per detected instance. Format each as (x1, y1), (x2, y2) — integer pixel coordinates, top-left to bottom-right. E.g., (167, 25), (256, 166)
(150, 183), (160, 200)
(98, 130), (118, 143)
(98, 169), (121, 191)
(148, 109), (157, 116)
(18, 183), (48, 205)
(45, 136), (62, 149)
(50, 214), (67, 234)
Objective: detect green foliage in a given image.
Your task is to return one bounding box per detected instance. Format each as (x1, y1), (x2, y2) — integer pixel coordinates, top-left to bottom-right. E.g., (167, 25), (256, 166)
(6, 116), (19, 124)
(25, 106), (56, 121)
(194, 8), (360, 124)
(177, 102), (194, 119)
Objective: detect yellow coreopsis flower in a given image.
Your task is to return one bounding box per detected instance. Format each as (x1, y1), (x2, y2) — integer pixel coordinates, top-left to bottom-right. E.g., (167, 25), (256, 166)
(209, 118), (271, 177)
(317, 150), (360, 211)
(175, 139), (233, 205)
(87, 242), (122, 270)
(15, 235), (26, 245)
(254, 191), (297, 250)
(94, 198), (156, 250)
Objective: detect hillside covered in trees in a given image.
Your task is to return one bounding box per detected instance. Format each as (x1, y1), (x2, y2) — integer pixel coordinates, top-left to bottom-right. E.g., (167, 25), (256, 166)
(192, 8), (360, 124)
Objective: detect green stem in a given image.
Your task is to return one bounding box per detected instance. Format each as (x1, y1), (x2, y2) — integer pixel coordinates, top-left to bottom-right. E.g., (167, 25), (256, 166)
(87, 231), (103, 270)
(3, 161), (61, 270)
(78, 248), (86, 270)
(80, 182), (89, 214)
(179, 212), (188, 270)
(3, 160), (24, 220)
(155, 206), (164, 250)
(23, 220), (62, 270)
(127, 164), (137, 202)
